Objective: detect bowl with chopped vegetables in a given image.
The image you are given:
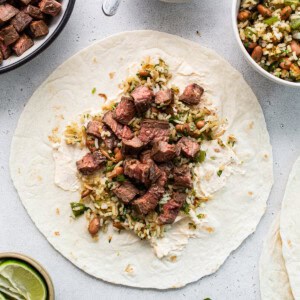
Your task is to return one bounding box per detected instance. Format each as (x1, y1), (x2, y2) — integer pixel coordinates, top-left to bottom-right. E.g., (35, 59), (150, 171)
(233, 0), (300, 86)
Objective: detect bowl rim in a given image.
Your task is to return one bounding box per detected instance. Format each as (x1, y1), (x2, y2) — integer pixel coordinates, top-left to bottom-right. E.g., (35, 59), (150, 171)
(0, 252), (55, 300)
(0, 0), (76, 75)
(232, 0), (300, 88)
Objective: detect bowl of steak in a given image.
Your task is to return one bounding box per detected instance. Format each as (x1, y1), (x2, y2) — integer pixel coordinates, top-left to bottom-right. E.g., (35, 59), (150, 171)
(0, 0), (75, 73)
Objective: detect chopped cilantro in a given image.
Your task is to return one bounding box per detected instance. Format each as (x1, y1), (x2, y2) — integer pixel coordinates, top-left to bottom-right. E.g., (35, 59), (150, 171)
(115, 174), (126, 182)
(197, 213), (206, 219)
(217, 170), (223, 177)
(105, 164), (115, 173)
(70, 202), (88, 217)
(195, 150), (206, 163)
(181, 202), (190, 214)
(91, 87), (96, 94)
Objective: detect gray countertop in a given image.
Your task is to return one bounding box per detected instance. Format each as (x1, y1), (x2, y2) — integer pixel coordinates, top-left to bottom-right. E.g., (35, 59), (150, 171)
(0, 1), (299, 299)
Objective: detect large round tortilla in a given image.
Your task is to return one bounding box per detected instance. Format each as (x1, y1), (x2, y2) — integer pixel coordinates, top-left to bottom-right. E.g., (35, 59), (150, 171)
(10, 30), (273, 289)
(259, 216), (294, 300)
(281, 156), (300, 299)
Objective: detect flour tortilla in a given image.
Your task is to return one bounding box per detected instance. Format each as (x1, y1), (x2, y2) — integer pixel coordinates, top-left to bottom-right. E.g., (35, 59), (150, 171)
(10, 30), (273, 289)
(259, 216), (294, 300)
(280, 156), (300, 299)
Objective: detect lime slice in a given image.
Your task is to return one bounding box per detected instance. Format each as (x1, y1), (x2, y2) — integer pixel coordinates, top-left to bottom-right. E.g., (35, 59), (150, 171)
(0, 274), (27, 298)
(0, 260), (47, 300)
(0, 292), (6, 300)
(0, 286), (24, 299)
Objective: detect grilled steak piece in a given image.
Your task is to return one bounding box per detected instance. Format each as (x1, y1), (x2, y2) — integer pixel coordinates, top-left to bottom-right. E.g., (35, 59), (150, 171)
(0, 4), (19, 24)
(157, 162), (173, 186)
(86, 136), (97, 153)
(158, 192), (186, 225)
(24, 5), (44, 19)
(0, 40), (11, 59)
(177, 136), (200, 159)
(114, 96), (136, 125)
(86, 120), (102, 139)
(122, 125), (133, 140)
(138, 119), (170, 145)
(131, 86), (153, 114)
(140, 150), (151, 163)
(101, 125), (118, 150)
(0, 24), (18, 45)
(10, 11), (32, 32)
(76, 151), (106, 175)
(151, 141), (179, 162)
(30, 20), (48, 37)
(112, 181), (140, 204)
(132, 184), (164, 215)
(179, 83), (204, 105)
(174, 165), (193, 189)
(12, 34), (33, 56)
(102, 111), (124, 138)
(39, 0), (61, 16)
(123, 159), (151, 185)
(122, 136), (144, 155)
(155, 89), (174, 106)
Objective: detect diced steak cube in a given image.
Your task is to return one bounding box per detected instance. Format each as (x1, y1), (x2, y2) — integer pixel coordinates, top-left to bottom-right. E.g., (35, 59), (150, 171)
(12, 34), (33, 56)
(123, 159), (151, 186)
(11, 11), (32, 32)
(112, 181), (140, 204)
(122, 136), (144, 155)
(131, 86), (153, 114)
(114, 96), (136, 125)
(24, 5), (44, 19)
(39, 0), (61, 16)
(30, 20), (48, 37)
(122, 125), (133, 140)
(138, 119), (170, 145)
(101, 125), (118, 150)
(157, 162), (173, 187)
(0, 4), (19, 24)
(155, 89), (174, 106)
(177, 137), (200, 159)
(76, 151), (106, 175)
(132, 184), (164, 215)
(179, 83), (204, 105)
(174, 165), (193, 189)
(102, 111), (123, 138)
(0, 40), (11, 59)
(140, 150), (151, 163)
(86, 136), (97, 153)
(0, 25), (18, 45)
(151, 141), (179, 162)
(86, 120), (102, 139)
(158, 192), (186, 225)
(148, 160), (162, 184)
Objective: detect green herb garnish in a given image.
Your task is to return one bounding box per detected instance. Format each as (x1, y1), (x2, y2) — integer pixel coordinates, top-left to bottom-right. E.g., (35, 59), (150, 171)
(195, 150), (206, 163)
(115, 174), (126, 182)
(217, 170), (223, 177)
(182, 202), (190, 214)
(70, 202), (88, 217)
(197, 213), (206, 219)
(91, 87), (96, 94)
(263, 16), (279, 26)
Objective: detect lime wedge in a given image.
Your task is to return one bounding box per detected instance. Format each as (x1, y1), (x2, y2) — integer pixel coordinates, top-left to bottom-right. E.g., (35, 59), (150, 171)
(0, 286), (24, 299)
(0, 260), (47, 300)
(0, 292), (6, 300)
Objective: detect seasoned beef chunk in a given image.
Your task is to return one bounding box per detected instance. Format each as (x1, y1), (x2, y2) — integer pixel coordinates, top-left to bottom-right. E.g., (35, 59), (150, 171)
(132, 184), (164, 215)
(177, 137), (200, 159)
(86, 137), (97, 153)
(122, 125), (133, 140)
(114, 96), (136, 125)
(0, 25), (18, 45)
(103, 111), (123, 138)
(131, 86), (153, 114)
(138, 119), (170, 145)
(140, 150), (152, 164)
(123, 159), (151, 186)
(13, 34), (33, 56)
(151, 141), (179, 162)
(148, 160), (162, 184)
(0, 40), (11, 59)
(76, 151), (106, 175)
(158, 192), (186, 225)
(86, 120), (102, 139)
(101, 125), (118, 150)
(39, 0), (61, 16)
(24, 5), (44, 19)
(30, 20), (48, 37)
(179, 83), (204, 105)
(174, 165), (193, 189)
(112, 181), (140, 204)
(122, 136), (144, 155)
(0, 4), (19, 24)
(155, 89), (174, 106)
(157, 162), (173, 186)
(10, 11), (32, 32)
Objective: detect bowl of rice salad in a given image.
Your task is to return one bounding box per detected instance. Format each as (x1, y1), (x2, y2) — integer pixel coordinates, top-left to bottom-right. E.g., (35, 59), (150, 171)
(233, 0), (300, 87)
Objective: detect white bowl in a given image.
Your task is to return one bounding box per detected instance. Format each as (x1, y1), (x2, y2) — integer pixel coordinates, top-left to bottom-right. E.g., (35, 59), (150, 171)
(232, 0), (300, 87)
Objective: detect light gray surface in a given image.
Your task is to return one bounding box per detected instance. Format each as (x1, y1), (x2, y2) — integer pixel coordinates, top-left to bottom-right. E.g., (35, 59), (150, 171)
(0, 1), (299, 299)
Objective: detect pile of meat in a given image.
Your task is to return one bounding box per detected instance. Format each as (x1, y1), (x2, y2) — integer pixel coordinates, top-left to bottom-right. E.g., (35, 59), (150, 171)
(0, 0), (62, 64)
(76, 83), (204, 225)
